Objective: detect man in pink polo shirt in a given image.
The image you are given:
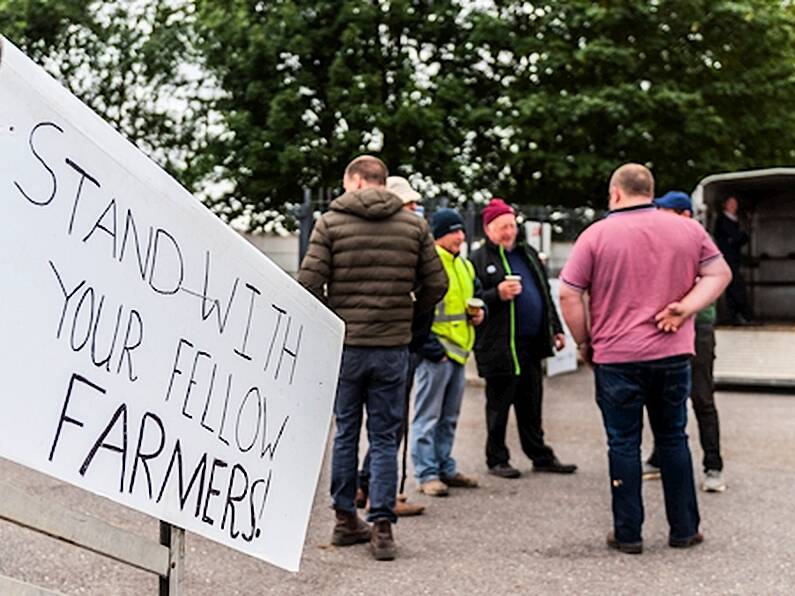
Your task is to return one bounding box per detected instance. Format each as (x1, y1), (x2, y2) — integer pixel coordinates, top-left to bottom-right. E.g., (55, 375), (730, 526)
(559, 163), (731, 555)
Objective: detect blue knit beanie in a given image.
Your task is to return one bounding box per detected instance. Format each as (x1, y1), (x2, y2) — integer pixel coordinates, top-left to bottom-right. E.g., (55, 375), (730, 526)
(431, 208), (464, 239)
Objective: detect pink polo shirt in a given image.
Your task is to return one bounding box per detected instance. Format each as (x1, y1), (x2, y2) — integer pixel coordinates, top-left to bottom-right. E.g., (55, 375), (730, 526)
(560, 205), (721, 364)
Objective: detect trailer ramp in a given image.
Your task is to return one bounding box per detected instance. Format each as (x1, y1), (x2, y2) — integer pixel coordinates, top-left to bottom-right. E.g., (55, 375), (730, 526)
(715, 327), (795, 388)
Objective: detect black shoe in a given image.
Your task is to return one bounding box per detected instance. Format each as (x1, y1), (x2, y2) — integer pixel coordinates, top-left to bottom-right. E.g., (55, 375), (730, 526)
(607, 531), (643, 555)
(533, 457), (577, 474)
(488, 463), (521, 479)
(355, 484), (368, 509)
(669, 532), (704, 549)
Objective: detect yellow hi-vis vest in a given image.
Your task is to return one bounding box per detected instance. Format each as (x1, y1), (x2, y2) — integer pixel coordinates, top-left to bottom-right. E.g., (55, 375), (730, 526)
(432, 245), (476, 364)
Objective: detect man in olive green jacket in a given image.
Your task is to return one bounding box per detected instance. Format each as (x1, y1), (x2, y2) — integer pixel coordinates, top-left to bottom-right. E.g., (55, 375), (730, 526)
(298, 155), (446, 560)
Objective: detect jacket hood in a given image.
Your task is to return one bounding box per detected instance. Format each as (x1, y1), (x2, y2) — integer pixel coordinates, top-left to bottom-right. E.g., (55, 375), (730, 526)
(330, 188), (405, 220)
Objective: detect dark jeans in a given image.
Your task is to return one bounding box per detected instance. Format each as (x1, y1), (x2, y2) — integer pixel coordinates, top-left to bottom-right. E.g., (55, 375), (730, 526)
(484, 344), (555, 469)
(358, 352), (419, 490)
(595, 355), (700, 544)
(331, 346), (408, 523)
(649, 325), (723, 472)
(726, 266), (752, 323)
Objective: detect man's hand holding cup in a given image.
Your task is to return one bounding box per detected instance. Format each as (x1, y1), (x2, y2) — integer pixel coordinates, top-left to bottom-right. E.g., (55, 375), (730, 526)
(498, 274), (522, 301)
(466, 297), (485, 326)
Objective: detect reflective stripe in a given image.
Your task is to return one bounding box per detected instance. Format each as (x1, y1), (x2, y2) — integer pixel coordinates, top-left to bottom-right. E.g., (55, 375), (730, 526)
(435, 313), (468, 322)
(433, 247), (476, 364)
(439, 338), (469, 362)
(435, 300), (468, 322)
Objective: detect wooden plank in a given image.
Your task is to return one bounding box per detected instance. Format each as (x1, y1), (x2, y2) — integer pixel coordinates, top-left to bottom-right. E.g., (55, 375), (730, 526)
(159, 523), (185, 596)
(0, 481), (169, 577)
(0, 574), (64, 596)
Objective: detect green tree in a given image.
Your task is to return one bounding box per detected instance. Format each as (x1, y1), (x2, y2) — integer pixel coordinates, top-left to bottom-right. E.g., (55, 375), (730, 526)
(1, 0), (208, 186)
(468, 0), (795, 206)
(193, 0), (474, 226)
(6, 0), (795, 219)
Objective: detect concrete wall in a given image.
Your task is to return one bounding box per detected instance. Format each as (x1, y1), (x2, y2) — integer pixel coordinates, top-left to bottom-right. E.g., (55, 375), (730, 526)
(240, 231), (299, 276)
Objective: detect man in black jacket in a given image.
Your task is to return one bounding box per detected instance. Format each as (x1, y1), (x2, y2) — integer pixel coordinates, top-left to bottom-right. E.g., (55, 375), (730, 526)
(712, 195), (752, 325)
(471, 198), (577, 479)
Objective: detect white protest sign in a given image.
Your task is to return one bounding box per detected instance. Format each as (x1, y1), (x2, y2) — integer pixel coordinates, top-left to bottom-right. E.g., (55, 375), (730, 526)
(546, 279), (578, 377)
(0, 36), (344, 572)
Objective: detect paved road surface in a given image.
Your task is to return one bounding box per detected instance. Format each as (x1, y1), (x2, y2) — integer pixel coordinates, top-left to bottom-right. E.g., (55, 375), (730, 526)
(1, 367), (794, 595)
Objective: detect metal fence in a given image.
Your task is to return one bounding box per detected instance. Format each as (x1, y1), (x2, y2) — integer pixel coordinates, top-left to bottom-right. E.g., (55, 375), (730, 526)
(296, 186), (603, 263)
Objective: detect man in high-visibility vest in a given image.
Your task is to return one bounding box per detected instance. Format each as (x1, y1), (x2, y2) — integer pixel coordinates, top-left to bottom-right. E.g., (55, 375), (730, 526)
(412, 208), (484, 496)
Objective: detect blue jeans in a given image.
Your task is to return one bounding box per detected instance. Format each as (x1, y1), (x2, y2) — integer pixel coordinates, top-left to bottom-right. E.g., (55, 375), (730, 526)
(411, 358), (466, 483)
(594, 356), (700, 544)
(331, 346), (407, 523)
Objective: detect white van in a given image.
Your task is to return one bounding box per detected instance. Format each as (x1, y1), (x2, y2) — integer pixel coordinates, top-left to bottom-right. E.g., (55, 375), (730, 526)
(691, 168), (795, 387)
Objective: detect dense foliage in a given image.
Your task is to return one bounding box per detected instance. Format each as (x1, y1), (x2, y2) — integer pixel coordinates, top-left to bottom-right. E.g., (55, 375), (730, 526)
(3, 0), (795, 226)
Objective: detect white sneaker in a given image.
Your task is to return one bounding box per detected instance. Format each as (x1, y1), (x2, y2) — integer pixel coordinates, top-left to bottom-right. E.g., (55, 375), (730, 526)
(642, 461), (661, 480)
(702, 469), (727, 492)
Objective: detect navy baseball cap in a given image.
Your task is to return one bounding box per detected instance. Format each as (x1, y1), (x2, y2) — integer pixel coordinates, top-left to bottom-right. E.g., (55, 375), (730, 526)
(654, 190), (692, 212)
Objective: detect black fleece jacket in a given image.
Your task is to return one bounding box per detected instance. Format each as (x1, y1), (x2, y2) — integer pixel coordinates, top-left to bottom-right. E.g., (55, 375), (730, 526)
(470, 238), (563, 378)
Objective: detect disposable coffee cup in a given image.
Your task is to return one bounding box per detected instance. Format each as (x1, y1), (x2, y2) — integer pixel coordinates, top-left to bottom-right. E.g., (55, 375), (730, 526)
(466, 297), (485, 316)
(504, 274), (522, 282)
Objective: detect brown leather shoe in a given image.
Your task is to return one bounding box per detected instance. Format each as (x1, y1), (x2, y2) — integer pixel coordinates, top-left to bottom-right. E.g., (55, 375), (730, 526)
(370, 519), (396, 561)
(418, 479), (449, 496)
(441, 472), (479, 488)
(669, 532), (704, 549)
(331, 509), (371, 546)
(395, 494), (425, 517)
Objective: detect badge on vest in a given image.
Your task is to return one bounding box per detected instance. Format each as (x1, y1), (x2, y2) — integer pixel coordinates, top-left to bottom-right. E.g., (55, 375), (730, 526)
(486, 264), (497, 274)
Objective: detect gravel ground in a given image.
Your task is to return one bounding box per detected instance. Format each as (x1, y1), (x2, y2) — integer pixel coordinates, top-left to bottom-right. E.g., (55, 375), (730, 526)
(1, 367), (794, 595)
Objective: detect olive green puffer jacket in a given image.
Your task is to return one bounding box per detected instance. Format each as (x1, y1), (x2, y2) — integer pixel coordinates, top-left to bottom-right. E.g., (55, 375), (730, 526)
(298, 187), (447, 347)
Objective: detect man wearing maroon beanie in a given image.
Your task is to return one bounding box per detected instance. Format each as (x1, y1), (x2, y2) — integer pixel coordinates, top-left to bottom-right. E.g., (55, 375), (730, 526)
(470, 198), (577, 478)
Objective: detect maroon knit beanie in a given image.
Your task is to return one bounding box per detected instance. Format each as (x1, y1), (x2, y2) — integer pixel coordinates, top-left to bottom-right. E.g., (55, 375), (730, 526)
(482, 198), (515, 227)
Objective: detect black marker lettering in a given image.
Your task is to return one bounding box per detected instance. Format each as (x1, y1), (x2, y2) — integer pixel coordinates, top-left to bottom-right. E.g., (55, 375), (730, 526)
(235, 387), (262, 453)
(49, 260), (85, 339)
(199, 362), (219, 433)
(90, 296), (123, 372)
(116, 309), (143, 382)
(275, 318), (302, 385)
(65, 157), (101, 234)
(119, 209), (153, 281)
(50, 373), (105, 461)
(14, 122), (64, 206)
(70, 286), (95, 352)
(263, 305), (287, 373)
(82, 198), (118, 258)
(217, 373), (233, 446)
(243, 469), (272, 542)
(201, 458), (228, 526)
(79, 403), (129, 493)
(183, 350), (211, 420)
(129, 412), (165, 498)
(234, 283), (261, 361)
(200, 251), (239, 334)
(148, 228), (184, 295)
(260, 412), (289, 462)
(156, 441), (207, 518)
(221, 463), (249, 539)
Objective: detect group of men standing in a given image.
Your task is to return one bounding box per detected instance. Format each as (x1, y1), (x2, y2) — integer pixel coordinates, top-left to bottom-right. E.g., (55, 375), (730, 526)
(299, 156), (732, 561)
(298, 155), (573, 560)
